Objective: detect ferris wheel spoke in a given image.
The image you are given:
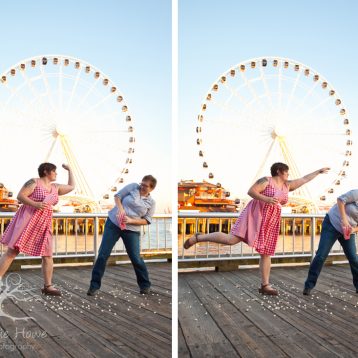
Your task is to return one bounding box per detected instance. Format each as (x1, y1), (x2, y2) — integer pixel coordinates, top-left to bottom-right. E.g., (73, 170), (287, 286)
(289, 130), (344, 137)
(75, 110), (125, 132)
(223, 82), (266, 121)
(64, 66), (83, 112)
(58, 63), (64, 110)
(239, 71), (265, 108)
(258, 66), (274, 110)
(76, 93), (116, 122)
(39, 65), (59, 113)
(205, 120), (257, 138)
(2, 82), (46, 122)
(44, 137), (58, 162)
(283, 69), (302, 114)
(72, 78), (101, 114)
(281, 134), (341, 156)
(209, 98), (264, 131)
(93, 110), (123, 122)
(0, 103), (43, 126)
(18, 70), (54, 120)
(222, 82), (255, 108)
(300, 96), (332, 118)
(80, 129), (130, 134)
(290, 80), (320, 114)
(277, 65), (283, 110)
(218, 85), (264, 123)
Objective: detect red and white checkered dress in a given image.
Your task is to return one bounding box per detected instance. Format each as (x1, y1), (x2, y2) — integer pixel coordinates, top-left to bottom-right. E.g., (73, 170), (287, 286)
(231, 177), (289, 256)
(1, 179), (59, 256)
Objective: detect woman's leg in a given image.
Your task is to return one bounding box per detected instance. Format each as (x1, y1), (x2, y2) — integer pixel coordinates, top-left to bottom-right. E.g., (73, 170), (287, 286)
(41, 256), (61, 295)
(258, 254), (278, 295)
(260, 254), (271, 286)
(42, 256), (53, 286)
(184, 232), (241, 248)
(0, 248), (18, 277)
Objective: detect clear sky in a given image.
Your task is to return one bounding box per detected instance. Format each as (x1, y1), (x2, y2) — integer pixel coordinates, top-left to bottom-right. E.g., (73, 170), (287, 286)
(179, 0), (358, 203)
(0, 0), (171, 213)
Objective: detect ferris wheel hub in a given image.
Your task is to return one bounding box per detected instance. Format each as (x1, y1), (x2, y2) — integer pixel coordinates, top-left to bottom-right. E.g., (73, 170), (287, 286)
(271, 126), (286, 139)
(53, 122), (69, 137)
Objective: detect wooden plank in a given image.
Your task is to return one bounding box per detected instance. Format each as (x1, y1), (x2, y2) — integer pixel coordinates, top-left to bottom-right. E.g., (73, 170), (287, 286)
(9, 253), (171, 271)
(179, 255), (350, 270)
(179, 275), (242, 357)
(178, 323), (190, 358)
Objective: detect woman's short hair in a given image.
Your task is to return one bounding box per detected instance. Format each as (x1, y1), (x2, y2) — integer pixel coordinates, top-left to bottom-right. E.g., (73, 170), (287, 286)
(142, 175), (157, 189)
(38, 163), (57, 178)
(270, 162), (289, 177)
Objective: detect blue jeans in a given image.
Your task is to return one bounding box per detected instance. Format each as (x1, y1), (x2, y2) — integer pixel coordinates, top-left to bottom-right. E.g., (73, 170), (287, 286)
(90, 219), (151, 290)
(304, 215), (358, 290)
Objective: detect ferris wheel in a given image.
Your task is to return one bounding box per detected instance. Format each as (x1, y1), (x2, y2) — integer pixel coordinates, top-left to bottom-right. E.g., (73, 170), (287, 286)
(196, 56), (352, 210)
(0, 54), (135, 211)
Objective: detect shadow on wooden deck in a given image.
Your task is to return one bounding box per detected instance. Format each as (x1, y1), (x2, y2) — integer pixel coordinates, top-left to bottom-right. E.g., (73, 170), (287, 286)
(179, 264), (358, 358)
(0, 262), (171, 357)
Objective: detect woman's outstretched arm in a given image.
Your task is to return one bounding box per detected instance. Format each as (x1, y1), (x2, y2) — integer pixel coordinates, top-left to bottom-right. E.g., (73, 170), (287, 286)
(288, 167), (330, 192)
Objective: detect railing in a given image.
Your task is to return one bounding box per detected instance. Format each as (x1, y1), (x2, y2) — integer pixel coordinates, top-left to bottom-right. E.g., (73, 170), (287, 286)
(178, 212), (356, 267)
(0, 213), (172, 263)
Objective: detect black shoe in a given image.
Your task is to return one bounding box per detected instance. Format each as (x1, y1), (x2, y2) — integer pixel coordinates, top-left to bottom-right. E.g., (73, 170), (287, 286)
(140, 287), (151, 295)
(303, 287), (311, 296)
(87, 287), (98, 296)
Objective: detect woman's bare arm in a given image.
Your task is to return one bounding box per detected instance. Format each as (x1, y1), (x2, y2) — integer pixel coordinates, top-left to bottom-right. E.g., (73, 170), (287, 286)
(247, 177), (278, 204)
(288, 167), (329, 192)
(17, 179), (47, 210)
(58, 164), (75, 196)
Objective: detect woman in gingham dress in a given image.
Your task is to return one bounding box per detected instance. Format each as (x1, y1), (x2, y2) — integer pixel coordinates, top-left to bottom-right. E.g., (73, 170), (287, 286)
(184, 163), (329, 295)
(0, 163), (75, 296)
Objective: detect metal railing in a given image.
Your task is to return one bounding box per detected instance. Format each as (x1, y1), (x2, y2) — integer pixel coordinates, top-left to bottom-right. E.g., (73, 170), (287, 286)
(179, 212), (356, 263)
(0, 213), (172, 261)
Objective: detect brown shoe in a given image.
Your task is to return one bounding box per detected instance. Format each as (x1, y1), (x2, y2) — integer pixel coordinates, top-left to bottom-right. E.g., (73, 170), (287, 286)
(183, 232), (200, 249)
(259, 284), (278, 296)
(41, 284), (62, 296)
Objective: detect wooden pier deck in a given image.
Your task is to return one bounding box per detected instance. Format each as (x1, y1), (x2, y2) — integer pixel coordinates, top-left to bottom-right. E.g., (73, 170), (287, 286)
(179, 264), (358, 357)
(0, 262), (171, 357)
